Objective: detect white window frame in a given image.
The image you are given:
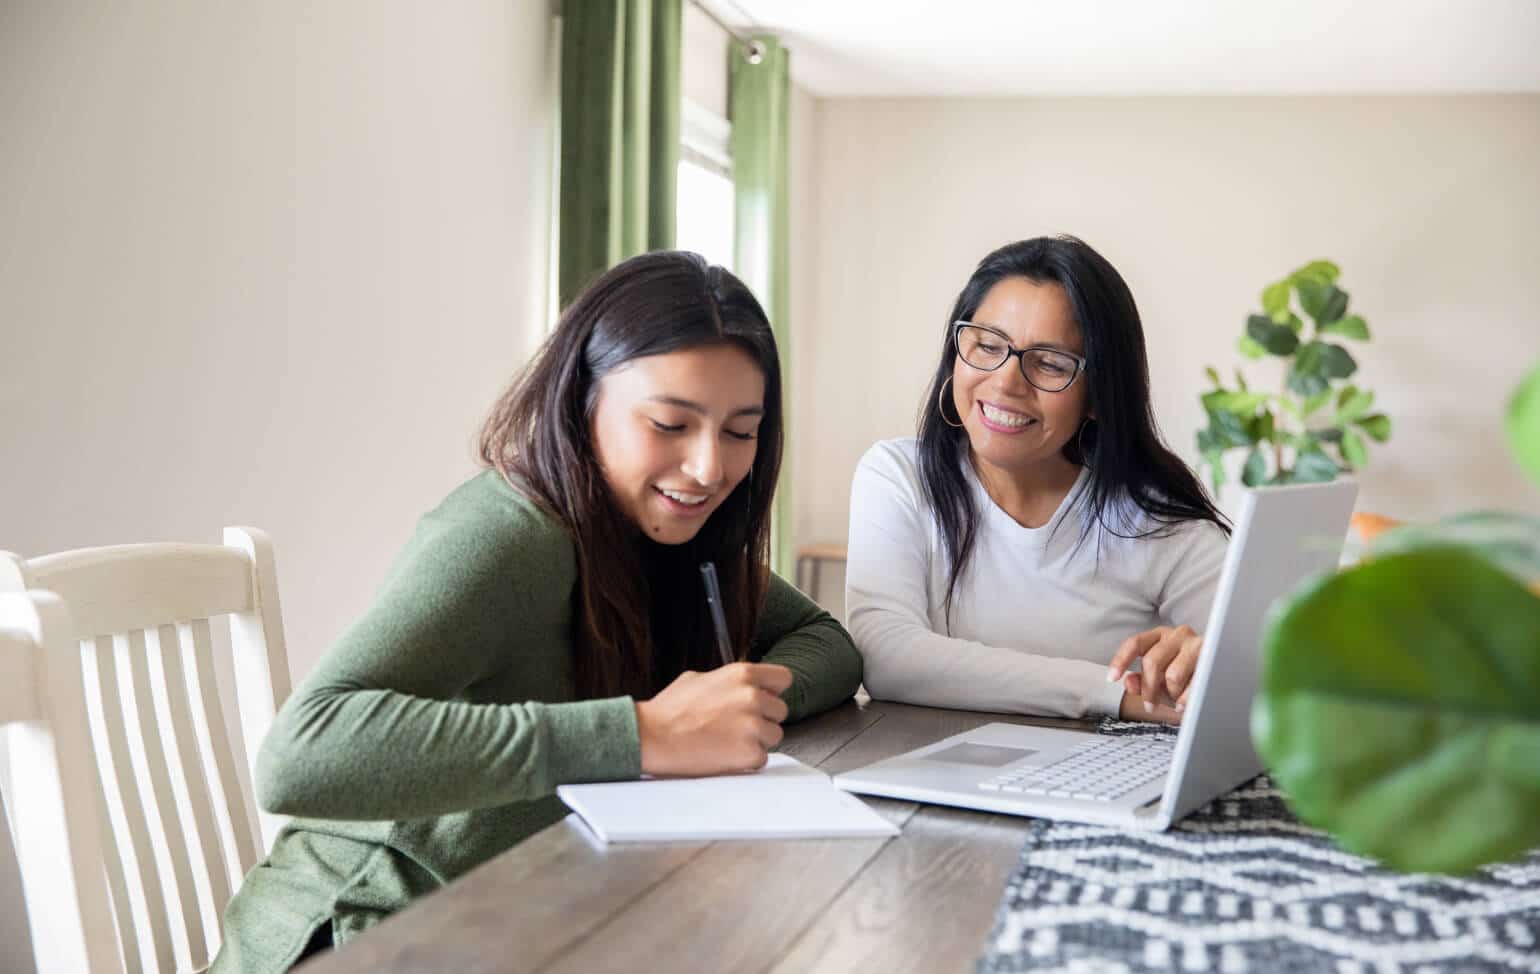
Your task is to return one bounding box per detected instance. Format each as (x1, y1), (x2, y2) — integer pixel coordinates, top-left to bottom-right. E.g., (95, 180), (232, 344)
(681, 99), (732, 180)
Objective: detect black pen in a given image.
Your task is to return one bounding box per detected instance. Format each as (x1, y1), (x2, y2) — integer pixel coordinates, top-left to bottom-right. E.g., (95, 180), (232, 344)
(700, 561), (735, 668)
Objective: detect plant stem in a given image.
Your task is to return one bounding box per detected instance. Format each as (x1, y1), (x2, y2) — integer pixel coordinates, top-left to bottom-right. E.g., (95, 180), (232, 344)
(1276, 375), (1288, 474)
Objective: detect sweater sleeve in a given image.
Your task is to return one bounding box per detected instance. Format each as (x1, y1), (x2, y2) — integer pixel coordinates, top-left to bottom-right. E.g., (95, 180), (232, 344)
(1153, 519), (1230, 633)
(751, 574), (863, 722)
(255, 487), (641, 822)
(845, 442), (1125, 719)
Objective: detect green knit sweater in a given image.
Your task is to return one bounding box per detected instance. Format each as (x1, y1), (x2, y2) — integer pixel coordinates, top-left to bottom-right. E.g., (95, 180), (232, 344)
(212, 471), (863, 972)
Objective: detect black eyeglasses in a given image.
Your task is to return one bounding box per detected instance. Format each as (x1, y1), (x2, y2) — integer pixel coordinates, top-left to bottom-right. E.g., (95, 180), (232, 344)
(952, 322), (1087, 393)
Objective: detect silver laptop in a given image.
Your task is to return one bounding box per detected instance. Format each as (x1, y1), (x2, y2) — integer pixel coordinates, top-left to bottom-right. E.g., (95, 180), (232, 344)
(833, 479), (1359, 831)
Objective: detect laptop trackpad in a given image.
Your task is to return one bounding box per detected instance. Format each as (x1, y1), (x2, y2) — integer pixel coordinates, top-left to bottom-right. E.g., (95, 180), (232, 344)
(923, 743), (1037, 767)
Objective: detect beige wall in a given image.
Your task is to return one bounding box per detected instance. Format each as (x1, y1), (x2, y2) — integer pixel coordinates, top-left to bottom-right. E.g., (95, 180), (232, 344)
(794, 95), (1540, 572)
(0, 1), (554, 965)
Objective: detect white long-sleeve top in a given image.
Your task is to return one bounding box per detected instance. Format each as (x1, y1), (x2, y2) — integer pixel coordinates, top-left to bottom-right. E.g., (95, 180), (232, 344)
(846, 438), (1230, 718)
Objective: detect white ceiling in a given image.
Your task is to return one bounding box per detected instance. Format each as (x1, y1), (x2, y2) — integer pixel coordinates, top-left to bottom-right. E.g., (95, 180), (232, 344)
(713, 0), (1540, 97)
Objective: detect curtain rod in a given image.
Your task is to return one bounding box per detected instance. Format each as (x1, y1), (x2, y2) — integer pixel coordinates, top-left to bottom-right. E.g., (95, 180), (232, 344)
(687, 0), (766, 63)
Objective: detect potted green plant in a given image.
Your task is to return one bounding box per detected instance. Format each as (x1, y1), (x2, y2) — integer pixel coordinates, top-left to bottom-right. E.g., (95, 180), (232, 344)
(1253, 361), (1540, 874)
(1197, 261), (1390, 489)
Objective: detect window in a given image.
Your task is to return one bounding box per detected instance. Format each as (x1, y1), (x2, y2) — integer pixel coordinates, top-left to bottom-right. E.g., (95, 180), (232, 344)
(676, 100), (734, 269)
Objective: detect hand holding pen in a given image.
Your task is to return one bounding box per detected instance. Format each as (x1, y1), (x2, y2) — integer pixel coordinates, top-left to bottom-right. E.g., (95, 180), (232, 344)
(629, 561), (794, 777)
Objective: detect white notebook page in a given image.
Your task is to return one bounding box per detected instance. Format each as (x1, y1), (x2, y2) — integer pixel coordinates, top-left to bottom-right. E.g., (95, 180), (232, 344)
(556, 753), (900, 843)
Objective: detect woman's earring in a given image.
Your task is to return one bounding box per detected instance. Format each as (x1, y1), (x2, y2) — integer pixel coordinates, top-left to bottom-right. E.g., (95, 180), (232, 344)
(938, 377), (965, 429)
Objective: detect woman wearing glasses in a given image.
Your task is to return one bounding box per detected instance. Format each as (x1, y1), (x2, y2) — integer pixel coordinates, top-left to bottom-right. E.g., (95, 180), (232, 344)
(846, 236), (1229, 723)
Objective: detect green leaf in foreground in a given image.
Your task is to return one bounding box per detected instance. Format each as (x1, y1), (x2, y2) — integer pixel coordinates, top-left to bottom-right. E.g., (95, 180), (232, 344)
(1253, 546), (1540, 874)
(1508, 362), (1540, 487)
(1369, 511), (1540, 588)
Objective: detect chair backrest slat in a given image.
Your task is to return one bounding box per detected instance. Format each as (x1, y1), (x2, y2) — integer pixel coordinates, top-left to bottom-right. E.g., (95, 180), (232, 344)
(120, 627), (207, 972)
(91, 745), (143, 974)
(85, 634), (178, 973)
(178, 617), (259, 888)
(147, 622), (229, 963)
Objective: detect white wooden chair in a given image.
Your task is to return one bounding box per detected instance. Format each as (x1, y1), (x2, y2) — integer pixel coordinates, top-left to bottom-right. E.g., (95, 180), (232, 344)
(1, 590), (120, 974)
(0, 528), (294, 974)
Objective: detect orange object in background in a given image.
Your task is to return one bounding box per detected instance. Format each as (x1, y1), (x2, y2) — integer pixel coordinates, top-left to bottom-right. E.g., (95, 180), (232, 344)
(1350, 512), (1402, 542)
(1348, 511), (1540, 597)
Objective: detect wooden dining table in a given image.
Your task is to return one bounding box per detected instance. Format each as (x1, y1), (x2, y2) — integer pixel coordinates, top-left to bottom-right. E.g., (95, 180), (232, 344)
(300, 697), (1089, 974)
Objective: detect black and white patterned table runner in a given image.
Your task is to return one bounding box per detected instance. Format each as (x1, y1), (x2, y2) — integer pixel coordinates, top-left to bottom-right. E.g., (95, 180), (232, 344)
(978, 727), (1540, 973)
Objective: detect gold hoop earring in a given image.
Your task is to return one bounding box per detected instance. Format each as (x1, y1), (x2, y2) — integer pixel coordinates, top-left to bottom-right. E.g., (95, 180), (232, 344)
(938, 377), (965, 429)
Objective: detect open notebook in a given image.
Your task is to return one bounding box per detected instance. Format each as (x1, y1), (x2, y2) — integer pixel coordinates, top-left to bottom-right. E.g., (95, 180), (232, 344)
(556, 754), (899, 843)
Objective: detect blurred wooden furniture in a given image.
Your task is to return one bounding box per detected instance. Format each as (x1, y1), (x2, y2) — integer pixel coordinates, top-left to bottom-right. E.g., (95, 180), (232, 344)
(0, 528), (293, 974)
(794, 542), (847, 599)
(1, 591), (120, 974)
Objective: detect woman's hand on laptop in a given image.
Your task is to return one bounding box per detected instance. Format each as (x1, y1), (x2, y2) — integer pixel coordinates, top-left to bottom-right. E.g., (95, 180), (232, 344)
(1117, 674), (1183, 724)
(1107, 625), (1204, 722)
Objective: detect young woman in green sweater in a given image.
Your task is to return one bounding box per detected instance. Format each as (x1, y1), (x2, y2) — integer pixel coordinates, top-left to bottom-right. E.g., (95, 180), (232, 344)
(212, 251), (864, 972)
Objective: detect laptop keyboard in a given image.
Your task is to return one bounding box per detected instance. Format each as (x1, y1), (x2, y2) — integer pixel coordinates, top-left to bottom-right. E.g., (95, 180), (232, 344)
(978, 735), (1174, 801)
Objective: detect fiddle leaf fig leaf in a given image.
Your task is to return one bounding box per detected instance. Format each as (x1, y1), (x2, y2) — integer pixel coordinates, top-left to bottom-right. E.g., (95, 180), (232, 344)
(1356, 413), (1392, 442)
(1212, 409), (1254, 447)
(1254, 547), (1540, 873)
(1296, 279), (1330, 320)
(1203, 390), (1270, 416)
(1320, 314), (1370, 340)
(1205, 366), (1222, 388)
(1292, 260), (1340, 286)
(1288, 357), (1330, 398)
(1247, 315), (1300, 356)
(1262, 280), (1292, 320)
(1507, 362), (1540, 487)
(1242, 448), (1268, 487)
(1341, 429), (1368, 469)
(1300, 388), (1333, 418)
(1249, 410), (1276, 444)
(1294, 448), (1339, 482)
(1336, 388), (1375, 424)
(1297, 281), (1349, 327)
(1238, 335), (1267, 359)
(1319, 342), (1358, 380)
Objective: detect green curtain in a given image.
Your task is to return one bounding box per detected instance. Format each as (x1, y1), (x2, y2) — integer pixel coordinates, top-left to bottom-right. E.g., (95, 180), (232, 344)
(730, 37), (793, 579)
(559, 0), (681, 307)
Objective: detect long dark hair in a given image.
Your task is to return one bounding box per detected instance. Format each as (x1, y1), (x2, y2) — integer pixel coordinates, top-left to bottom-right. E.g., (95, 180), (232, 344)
(917, 236), (1228, 623)
(479, 251), (782, 699)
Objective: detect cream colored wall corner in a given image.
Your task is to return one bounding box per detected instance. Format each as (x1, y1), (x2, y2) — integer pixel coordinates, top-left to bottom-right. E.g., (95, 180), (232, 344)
(0, 4), (555, 965)
(793, 95), (1540, 566)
